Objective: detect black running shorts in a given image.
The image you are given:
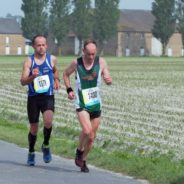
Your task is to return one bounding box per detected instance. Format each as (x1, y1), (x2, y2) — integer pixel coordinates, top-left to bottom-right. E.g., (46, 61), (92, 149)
(27, 95), (55, 123)
(76, 108), (101, 119)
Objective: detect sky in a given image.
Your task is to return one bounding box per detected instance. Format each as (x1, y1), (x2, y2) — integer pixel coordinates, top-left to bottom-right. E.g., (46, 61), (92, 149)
(0, 0), (154, 17)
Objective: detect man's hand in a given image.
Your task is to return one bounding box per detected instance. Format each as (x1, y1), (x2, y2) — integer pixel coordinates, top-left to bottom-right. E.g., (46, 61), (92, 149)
(104, 76), (112, 85)
(54, 79), (61, 90)
(68, 91), (75, 100)
(32, 68), (39, 78)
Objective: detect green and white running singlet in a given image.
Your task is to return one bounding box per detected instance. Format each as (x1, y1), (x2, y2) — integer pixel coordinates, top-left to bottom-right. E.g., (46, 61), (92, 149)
(75, 56), (102, 112)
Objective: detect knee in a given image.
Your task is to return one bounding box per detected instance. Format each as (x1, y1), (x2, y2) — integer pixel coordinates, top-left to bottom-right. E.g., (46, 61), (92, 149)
(43, 111), (53, 128)
(88, 131), (96, 144)
(44, 122), (52, 129)
(44, 119), (52, 128)
(82, 128), (92, 137)
(88, 136), (95, 145)
(30, 124), (38, 135)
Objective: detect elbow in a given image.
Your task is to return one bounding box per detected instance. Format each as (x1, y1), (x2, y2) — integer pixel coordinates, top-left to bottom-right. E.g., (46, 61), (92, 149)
(20, 79), (26, 86)
(63, 71), (69, 80)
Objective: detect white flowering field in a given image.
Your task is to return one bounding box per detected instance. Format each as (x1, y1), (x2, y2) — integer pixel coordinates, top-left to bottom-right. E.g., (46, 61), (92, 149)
(1, 56), (184, 159)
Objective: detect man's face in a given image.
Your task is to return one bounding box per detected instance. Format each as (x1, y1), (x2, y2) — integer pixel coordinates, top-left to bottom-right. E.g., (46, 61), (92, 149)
(33, 36), (47, 56)
(83, 43), (97, 63)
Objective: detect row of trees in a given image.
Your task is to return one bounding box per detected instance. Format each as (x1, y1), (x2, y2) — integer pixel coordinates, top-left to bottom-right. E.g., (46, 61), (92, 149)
(21, 0), (184, 56)
(21, 0), (120, 55)
(152, 0), (184, 55)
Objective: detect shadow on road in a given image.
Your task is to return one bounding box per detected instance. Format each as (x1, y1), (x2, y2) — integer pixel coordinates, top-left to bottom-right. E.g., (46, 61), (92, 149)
(0, 160), (78, 173)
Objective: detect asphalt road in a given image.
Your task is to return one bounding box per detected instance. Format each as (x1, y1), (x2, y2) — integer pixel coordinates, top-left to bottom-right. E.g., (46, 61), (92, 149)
(0, 140), (149, 184)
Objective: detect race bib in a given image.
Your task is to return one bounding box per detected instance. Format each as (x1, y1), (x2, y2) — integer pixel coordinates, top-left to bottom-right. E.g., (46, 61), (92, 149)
(33, 75), (50, 93)
(82, 87), (100, 107)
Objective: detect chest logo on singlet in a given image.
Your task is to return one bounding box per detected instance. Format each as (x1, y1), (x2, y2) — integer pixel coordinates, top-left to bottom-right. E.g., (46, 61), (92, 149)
(33, 75), (50, 93)
(82, 87), (100, 107)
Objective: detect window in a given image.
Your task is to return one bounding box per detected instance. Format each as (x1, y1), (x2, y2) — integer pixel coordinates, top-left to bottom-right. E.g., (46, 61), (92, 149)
(140, 33), (144, 40)
(125, 47), (130, 56)
(140, 47), (145, 56)
(5, 37), (9, 44)
(126, 32), (130, 39)
(5, 46), (10, 55)
(17, 46), (22, 55)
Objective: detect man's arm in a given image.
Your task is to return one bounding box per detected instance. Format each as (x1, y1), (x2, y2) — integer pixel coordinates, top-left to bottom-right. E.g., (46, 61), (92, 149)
(51, 55), (60, 90)
(63, 61), (76, 100)
(100, 58), (112, 85)
(20, 57), (39, 86)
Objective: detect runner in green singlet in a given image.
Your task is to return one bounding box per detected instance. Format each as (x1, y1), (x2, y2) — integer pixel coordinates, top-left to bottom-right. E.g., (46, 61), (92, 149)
(63, 39), (112, 172)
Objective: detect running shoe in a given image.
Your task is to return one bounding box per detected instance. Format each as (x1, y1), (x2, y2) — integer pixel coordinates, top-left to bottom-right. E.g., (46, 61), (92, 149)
(41, 144), (52, 163)
(81, 161), (89, 173)
(75, 149), (84, 167)
(27, 152), (35, 166)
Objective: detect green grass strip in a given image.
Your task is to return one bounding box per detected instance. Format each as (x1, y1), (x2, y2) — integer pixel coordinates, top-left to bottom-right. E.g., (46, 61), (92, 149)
(1, 117), (184, 184)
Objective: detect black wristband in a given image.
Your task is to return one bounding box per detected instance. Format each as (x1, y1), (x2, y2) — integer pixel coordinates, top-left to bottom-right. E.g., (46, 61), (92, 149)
(67, 87), (73, 94)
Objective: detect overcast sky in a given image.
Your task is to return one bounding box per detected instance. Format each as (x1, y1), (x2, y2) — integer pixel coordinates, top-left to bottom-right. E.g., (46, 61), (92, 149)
(0, 0), (154, 17)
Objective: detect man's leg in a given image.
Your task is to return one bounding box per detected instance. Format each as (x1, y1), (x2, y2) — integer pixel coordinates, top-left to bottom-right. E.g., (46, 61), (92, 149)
(77, 111), (92, 149)
(27, 123), (38, 166)
(43, 110), (53, 145)
(75, 110), (101, 172)
(75, 110), (91, 167)
(82, 117), (101, 161)
(27, 96), (39, 166)
(28, 123), (39, 152)
(42, 110), (53, 163)
(80, 117), (100, 173)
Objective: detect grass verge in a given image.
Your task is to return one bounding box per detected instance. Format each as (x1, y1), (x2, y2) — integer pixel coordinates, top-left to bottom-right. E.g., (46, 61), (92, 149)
(1, 117), (184, 184)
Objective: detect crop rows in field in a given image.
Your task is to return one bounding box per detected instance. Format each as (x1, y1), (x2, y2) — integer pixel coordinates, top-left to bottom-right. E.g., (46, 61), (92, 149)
(1, 59), (184, 159)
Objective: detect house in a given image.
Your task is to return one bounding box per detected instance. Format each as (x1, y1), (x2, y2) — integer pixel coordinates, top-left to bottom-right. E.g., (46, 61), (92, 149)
(0, 17), (26, 55)
(15, 9), (181, 57)
(114, 9), (183, 57)
(57, 9), (183, 57)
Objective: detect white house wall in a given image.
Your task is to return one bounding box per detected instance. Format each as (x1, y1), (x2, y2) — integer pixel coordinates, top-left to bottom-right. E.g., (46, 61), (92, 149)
(151, 37), (162, 56)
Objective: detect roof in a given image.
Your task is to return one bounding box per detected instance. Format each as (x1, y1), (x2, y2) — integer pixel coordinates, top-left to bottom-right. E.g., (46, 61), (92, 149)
(0, 18), (22, 34)
(118, 9), (155, 33)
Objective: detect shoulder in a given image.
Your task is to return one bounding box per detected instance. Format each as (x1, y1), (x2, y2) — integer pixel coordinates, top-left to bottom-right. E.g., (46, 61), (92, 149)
(45, 53), (55, 62)
(50, 54), (57, 67)
(63, 59), (77, 75)
(68, 59), (77, 71)
(23, 56), (32, 68)
(71, 59), (77, 68)
(99, 57), (107, 68)
(50, 54), (56, 60)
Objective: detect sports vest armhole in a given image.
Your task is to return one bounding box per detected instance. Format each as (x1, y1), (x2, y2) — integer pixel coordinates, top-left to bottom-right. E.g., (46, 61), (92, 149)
(77, 57), (83, 66)
(30, 54), (34, 60)
(46, 53), (51, 63)
(94, 56), (99, 66)
(45, 53), (53, 70)
(76, 57), (82, 79)
(47, 53), (51, 64)
(30, 54), (35, 69)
